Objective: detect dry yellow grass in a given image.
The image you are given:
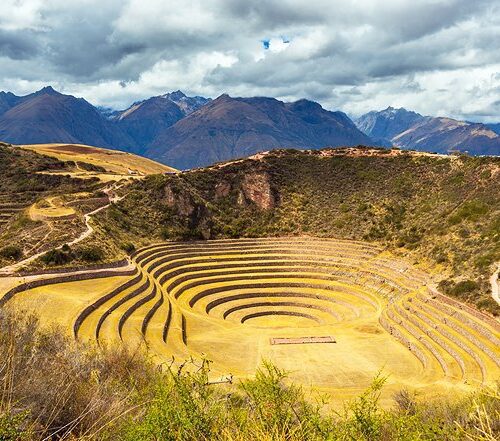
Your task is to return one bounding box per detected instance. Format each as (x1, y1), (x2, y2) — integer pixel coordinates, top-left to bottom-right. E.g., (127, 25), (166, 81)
(5, 276), (132, 332)
(2, 237), (498, 405)
(20, 143), (176, 177)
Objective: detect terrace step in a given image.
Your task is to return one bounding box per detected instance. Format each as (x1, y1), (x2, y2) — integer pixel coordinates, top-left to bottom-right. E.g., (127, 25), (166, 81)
(95, 276), (152, 343)
(382, 306), (449, 376)
(402, 299), (488, 382)
(413, 297), (500, 368)
(395, 305), (469, 379)
(148, 261), (418, 295)
(31, 239), (492, 388)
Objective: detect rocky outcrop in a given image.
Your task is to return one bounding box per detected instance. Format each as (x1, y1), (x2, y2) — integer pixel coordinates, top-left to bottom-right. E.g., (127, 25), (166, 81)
(164, 184), (195, 216)
(162, 181), (213, 239)
(214, 181), (231, 199)
(240, 172), (275, 210)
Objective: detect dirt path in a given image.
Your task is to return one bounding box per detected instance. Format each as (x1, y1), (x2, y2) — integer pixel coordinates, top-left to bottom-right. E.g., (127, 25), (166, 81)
(491, 263), (500, 305)
(25, 222), (54, 256)
(0, 184), (125, 275)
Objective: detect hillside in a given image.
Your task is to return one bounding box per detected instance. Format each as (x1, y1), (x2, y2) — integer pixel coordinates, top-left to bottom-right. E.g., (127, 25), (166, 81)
(146, 94), (373, 169)
(0, 142), (174, 269)
(0, 142), (105, 267)
(20, 143), (176, 176)
(356, 107), (500, 155)
(92, 147), (499, 313)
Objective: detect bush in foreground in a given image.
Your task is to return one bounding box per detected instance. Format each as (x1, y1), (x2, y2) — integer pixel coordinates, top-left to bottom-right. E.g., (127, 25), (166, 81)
(0, 310), (498, 440)
(0, 310), (155, 440)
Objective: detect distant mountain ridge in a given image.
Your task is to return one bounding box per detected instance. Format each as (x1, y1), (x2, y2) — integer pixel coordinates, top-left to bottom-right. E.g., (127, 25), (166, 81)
(356, 107), (499, 155)
(147, 94), (372, 169)
(0, 86), (135, 149)
(110, 91), (210, 152)
(0, 87), (498, 168)
(486, 123), (500, 135)
(0, 87), (374, 168)
(355, 107), (426, 146)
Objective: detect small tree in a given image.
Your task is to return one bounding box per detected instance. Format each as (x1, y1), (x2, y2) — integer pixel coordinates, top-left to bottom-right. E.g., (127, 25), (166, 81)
(0, 245), (23, 260)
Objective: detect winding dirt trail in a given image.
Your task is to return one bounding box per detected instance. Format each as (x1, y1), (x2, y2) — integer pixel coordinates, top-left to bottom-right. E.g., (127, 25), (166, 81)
(0, 184), (125, 275)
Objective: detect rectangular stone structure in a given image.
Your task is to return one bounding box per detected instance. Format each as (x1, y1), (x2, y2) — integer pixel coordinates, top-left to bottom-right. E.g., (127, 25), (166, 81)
(270, 336), (336, 345)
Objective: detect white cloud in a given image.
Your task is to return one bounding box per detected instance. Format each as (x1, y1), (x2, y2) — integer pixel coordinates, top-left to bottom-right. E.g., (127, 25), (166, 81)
(0, 0), (498, 121)
(0, 0), (44, 31)
(267, 37), (290, 53)
(65, 51), (238, 108)
(339, 64), (500, 122)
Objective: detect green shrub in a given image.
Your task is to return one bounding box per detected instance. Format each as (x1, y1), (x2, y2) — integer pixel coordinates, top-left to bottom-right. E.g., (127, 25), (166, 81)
(0, 310), (155, 440)
(475, 296), (500, 315)
(342, 374), (386, 440)
(451, 280), (480, 295)
(474, 252), (498, 271)
(448, 200), (489, 225)
(0, 245), (23, 260)
(120, 242), (136, 254)
(0, 410), (31, 441)
(123, 359), (223, 441)
(77, 245), (104, 262)
(40, 248), (73, 266)
(238, 361), (328, 439)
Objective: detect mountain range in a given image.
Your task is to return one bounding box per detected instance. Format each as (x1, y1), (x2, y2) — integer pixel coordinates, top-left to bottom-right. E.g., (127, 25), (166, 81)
(110, 91), (210, 151)
(355, 107), (499, 156)
(0, 87), (498, 168)
(144, 94), (372, 169)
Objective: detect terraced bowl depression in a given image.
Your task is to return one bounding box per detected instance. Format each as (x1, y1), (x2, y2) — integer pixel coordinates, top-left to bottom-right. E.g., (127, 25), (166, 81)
(3, 237), (499, 399)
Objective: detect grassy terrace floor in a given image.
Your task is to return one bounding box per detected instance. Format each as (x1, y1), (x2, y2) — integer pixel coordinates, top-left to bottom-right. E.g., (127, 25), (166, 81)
(2, 237), (499, 405)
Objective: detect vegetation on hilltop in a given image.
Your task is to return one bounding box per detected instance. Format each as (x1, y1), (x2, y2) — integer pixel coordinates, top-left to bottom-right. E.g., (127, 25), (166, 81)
(0, 143), (77, 193)
(94, 148), (500, 313)
(0, 310), (498, 441)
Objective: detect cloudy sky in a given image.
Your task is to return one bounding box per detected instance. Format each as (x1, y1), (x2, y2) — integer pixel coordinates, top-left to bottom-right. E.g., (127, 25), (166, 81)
(0, 0), (499, 121)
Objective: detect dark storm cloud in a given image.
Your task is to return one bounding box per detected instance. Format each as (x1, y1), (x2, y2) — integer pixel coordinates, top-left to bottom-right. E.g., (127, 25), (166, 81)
(222, 0), (328, 29)
(0, 29), (40, 59)
(0, 0), (498, 121)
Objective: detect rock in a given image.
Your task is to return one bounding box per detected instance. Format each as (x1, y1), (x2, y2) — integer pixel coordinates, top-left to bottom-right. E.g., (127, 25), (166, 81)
(240, 172), (275, 210)
(163, 185), (194, 216)
(214, 181), (231, 199)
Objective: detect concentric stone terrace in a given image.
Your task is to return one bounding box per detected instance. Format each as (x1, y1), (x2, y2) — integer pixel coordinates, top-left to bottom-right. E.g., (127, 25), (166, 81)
(3, 237), (499, 397)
